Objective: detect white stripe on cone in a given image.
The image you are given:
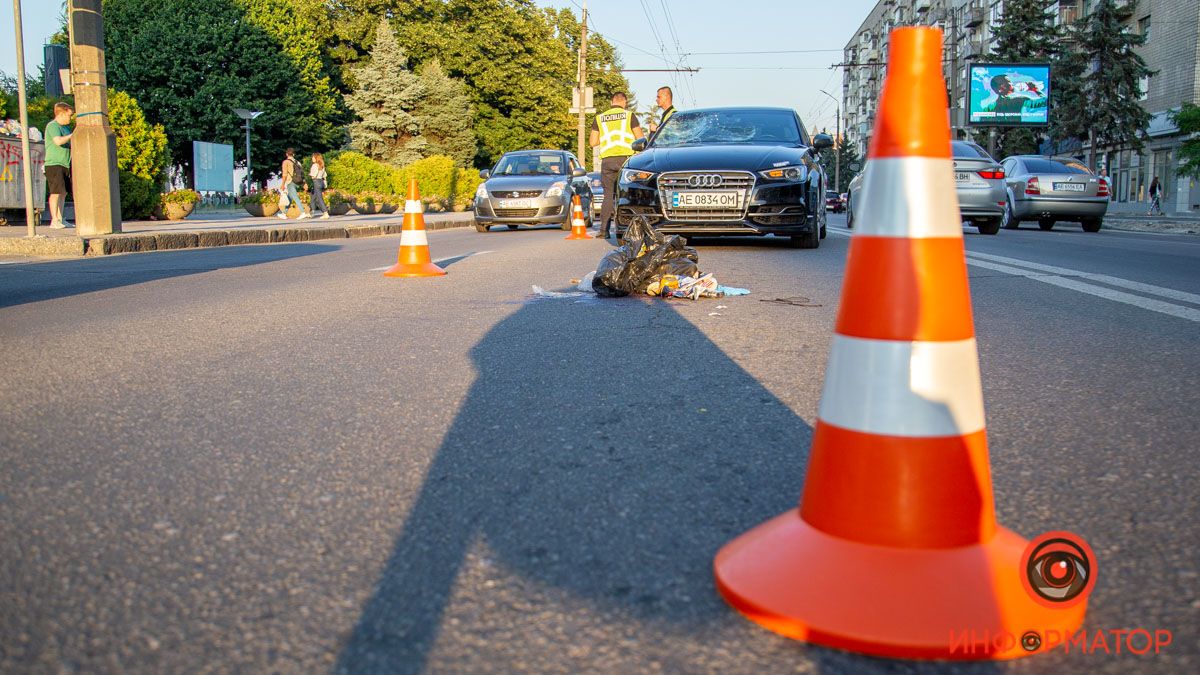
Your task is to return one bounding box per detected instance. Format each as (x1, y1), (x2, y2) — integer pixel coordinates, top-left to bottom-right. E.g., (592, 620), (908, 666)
(856, 157), (963, 238)
(399, 229), (429, 247)
(405, 200), (423, 214)
(818, 335), (986, 437)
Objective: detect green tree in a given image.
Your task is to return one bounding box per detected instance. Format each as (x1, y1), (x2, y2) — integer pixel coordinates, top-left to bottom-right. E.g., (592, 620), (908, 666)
(1054, 0), (1154, 170)
(107, 89), (170, 220)
(832, 141), (862, 193)
(989, 0), (1061, 157)
(345, 20), (427, 166)
(104, 0), (343, 183)
(415, 60), (476, 167)
(1170, 103), (1200, 179)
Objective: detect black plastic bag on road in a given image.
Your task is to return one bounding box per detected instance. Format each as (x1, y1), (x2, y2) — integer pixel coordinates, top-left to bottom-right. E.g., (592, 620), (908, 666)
(592, 217), (700, 297)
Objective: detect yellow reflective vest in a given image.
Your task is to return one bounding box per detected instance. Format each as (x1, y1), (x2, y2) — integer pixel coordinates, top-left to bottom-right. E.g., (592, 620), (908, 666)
(596, 107), (636, 159)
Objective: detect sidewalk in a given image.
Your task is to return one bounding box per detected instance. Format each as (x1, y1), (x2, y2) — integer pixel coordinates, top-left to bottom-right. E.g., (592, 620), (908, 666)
(0, 209), (477, 258)
(1101, 211), (1200, 235)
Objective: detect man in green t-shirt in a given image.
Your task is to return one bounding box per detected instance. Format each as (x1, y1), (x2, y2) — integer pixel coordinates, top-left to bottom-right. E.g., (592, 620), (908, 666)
(44, 102), (74, 229)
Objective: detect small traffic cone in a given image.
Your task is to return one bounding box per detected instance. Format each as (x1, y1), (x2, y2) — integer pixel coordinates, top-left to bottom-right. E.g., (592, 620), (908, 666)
(713, 27), (1086, 660)
(384, 178), (446, 278)
(565, 194), (592, 240)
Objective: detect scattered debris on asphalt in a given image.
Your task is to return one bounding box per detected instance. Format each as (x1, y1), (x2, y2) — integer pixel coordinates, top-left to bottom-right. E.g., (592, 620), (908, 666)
(760, 296), (822, 307)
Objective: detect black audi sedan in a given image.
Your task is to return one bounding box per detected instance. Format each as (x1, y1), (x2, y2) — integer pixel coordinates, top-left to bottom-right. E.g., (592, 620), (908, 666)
(615, 107), (834, 247)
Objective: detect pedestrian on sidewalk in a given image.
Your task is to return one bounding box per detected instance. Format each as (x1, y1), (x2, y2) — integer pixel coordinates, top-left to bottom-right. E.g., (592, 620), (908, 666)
(309, 152), (330, 219)
(278, 148), (311, 220)
(43, 102), (74, 229)
(1148, 176), (1163, 216)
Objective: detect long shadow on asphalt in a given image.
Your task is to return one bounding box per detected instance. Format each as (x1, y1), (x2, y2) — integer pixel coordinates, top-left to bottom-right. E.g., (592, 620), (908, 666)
(0, 243), (339, 309)
(334, 294), (1007, 674)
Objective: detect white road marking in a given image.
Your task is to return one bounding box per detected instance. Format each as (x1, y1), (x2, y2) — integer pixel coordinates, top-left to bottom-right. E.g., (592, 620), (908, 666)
(826, 225), (1198, 322)
(369, 250), (494, 272)
(965, 258), (1200, 323)
(965, 250), (1200, 306)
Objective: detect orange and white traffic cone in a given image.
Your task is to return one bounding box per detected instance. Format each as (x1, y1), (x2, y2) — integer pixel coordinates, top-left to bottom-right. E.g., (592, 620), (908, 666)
(565, 194), (592, 240)
(384, 178), (446, 278)
(713, 27), (1086, 660)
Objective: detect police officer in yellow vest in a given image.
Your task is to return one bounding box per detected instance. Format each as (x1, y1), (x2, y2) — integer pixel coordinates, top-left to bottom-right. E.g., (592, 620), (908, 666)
(589, 92), (644, 240)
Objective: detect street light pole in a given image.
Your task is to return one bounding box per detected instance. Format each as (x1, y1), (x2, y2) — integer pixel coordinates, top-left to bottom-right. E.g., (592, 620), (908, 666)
(819, 89), (841, 193)
(233, 109), (263, 194)
(12, 0), (37, 237)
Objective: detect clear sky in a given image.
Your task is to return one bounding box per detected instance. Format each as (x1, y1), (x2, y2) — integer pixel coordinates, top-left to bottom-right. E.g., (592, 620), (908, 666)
(3, 0), (880, 134)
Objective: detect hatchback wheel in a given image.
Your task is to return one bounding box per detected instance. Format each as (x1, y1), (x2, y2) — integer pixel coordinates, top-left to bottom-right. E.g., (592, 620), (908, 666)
(975, 218), (1001, 235)
(1002, 199), (1020, 229)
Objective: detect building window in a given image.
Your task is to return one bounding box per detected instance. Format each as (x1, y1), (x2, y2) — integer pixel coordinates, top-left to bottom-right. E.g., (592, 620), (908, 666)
(1138, 75), (1149, 101)
(1138, 15), (1150, 41)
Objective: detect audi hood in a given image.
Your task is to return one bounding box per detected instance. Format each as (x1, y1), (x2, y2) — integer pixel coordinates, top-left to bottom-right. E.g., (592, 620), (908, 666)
(622, 144), (812, 177)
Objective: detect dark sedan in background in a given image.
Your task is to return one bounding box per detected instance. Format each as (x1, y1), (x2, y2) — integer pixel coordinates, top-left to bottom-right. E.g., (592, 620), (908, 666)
(615, 107), (833, 248)
(473, 150), (591, 232)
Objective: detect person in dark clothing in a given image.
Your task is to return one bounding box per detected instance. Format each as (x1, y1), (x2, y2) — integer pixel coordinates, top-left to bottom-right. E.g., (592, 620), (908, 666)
(589, 92), (644, 240)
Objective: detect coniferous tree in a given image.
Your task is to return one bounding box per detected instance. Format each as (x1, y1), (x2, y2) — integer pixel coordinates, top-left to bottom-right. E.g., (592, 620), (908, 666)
(1172, 103), (1200, 179)
(415, 60), (476, 167)
(1054, 0), (1154, 170)
(989, 0), (1060, 157)
(345, 20), (427, 166)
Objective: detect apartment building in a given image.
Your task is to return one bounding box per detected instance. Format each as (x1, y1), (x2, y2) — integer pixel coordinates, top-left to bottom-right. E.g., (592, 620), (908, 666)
(842, 0), (1199, 213)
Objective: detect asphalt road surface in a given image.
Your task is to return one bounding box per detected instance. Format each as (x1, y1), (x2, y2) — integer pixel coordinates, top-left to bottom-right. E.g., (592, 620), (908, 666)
(2, 216), (1197, 673)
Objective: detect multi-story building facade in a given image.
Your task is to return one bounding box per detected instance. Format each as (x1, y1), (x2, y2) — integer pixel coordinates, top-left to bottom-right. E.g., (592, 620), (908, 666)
(842, 0), (1199, 213)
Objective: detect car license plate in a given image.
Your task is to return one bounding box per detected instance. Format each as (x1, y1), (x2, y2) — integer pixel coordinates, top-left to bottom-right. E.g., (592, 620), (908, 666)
(671, 191), (740, 208)
(497, 198), (534, 208)
(954, 172), (972, 182)
(1053, 182), (1085, 192)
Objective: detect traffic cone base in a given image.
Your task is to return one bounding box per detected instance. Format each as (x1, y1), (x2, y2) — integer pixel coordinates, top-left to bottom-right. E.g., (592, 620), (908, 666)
(714, 512), (1086, 660)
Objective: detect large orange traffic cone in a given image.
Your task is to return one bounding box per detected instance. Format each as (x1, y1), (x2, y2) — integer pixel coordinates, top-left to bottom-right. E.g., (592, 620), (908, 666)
(565, 194), (592, 240)
(713, 27), (1086, 660)
(384, 178), (446, 278)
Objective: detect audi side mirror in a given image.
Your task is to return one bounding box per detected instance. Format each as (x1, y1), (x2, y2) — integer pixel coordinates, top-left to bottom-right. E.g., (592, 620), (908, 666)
(479, 169), (491, 180)
(632, 137), (648, 152)
(813, 133), (834, 151)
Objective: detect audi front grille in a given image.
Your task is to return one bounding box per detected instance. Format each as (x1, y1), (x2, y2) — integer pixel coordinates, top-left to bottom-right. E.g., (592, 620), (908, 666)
(657, 171), (755, 221)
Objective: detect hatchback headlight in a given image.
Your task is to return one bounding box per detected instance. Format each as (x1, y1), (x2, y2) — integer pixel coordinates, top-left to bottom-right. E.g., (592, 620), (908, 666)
(621, 169), (657, 184)
(759, 165), (805, 181)
(475, 183), (488, 200)
(546, 181), (567, 197)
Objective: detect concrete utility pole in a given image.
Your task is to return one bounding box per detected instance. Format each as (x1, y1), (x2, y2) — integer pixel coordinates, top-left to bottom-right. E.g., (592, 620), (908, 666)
(69, 0), (121, 235)
(576, 0), (588, 166)
(820, 89), (841, 193)
(11, 0), (37, 237)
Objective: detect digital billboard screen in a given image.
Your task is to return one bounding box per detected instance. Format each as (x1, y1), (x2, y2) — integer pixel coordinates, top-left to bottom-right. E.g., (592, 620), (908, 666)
(967, 63), (1050, 127)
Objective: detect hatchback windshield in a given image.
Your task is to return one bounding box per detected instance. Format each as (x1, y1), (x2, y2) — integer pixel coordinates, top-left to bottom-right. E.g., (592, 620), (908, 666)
(653, 110), (805, 147)
(493, 153), (567, 176)
(1023, 158), (1090, 174)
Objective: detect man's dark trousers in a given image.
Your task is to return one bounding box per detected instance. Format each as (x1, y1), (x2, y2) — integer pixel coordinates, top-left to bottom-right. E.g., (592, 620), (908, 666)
(598, 155), (627, 237)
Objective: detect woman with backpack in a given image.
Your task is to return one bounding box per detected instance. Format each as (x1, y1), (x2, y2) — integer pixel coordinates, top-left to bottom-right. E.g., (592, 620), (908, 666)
(309, 152), (330, 219)
(278, 148), (311, 220)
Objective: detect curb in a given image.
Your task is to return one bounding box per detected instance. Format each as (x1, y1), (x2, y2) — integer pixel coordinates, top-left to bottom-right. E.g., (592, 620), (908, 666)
(0, 214), (475, 258)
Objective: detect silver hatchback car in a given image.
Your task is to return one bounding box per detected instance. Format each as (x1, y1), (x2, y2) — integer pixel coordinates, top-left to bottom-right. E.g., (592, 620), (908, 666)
(845, 141), (1006, 234)
(473, 150), (590, 232)
(999, 155), (1109, 232)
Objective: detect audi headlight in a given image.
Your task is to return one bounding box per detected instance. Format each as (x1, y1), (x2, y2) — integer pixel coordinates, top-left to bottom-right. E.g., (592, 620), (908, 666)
(475, 183), (488, 200)
(621, 169), (657, 184)
(546, 181), (567, 198)
(759, 165), (805, 181)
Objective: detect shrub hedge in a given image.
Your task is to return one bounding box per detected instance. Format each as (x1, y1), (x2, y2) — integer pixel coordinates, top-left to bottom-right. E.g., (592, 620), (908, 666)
(324, 151), (482, 207)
